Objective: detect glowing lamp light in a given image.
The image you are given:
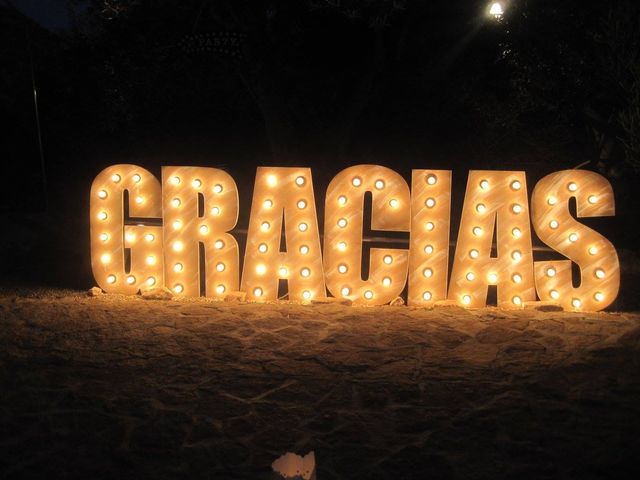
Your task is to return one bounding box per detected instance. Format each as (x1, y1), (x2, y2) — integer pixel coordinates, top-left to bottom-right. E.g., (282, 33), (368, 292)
(263, 199), (273, 209)
(216, 262), (225, 272)
(145, 233), (155, 242)
(488, 273), (498, 283)
(216, 284), (226, 294)
(389, 199), (399, 208)
(126, 275), (136, 285)
(174, 284), (184, 294)
(171, 198), (181, 207)
(146, 277), (155, 286)
(299, 245), (310, 255)
(337, 218), (348, 228)
(425, 222), (435, 231)
(302, 290), (312, 300)
(375, 180), (385, 190)
(267, 175), (277, 187)
(382, 276), (392, 286)
(489, 2), (504, 18)
(383, 255), (393, 265)
(213, 184), (223, 194)
(298, 222), (308, 232)
(199, 225), (209, 234)
(132, 174), (141, 183)
(146, 255), (156, 265)
(215, 239), (225, 249)
(97, 211), (108, 221)
(170, 176), (181, 185)
(341, 287), (351, 296)
(423, 291), (432, 300)
(594, 292), (604, 302)
(364, 290), (374, 299)
(423, 268), (433, 278)
(297, 200), (307, 209)
(550, 290), (560, 300)
(427, 175), (437, 185)
(106, 275), (116, 284)
(99, 233), (109, 242)
(338, 195), (347, 206)
(100, 253), (111, 264)
(462, 295), (472, 305)
(466, 272), (475, 281)
(301, 267), (311, 278)
(352, 177), (362, 187)
(98, 190), (108, 199)
(258, 243), (268, 253)
(111, 174), (121, 183)
(192, 179), (202, 188)
(424, 245), (434, 254)
(256, 264), (267, 275)
(254, 287), (263, 297)
(296, 176), (306, 186)
(279, 266), (289, 277)
(174, 263), (183, 272)
(338, 264), (348, 274)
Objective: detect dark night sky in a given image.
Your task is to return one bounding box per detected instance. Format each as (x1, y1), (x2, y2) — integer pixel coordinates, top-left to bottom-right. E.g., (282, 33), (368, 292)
(12, 0), (71, 30)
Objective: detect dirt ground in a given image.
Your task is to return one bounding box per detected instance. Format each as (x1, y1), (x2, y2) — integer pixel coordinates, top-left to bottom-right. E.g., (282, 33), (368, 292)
(1, 289), (640, 479)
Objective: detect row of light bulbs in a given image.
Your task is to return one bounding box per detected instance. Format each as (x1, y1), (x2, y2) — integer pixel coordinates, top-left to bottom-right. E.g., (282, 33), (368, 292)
(91, 165), (618, 310)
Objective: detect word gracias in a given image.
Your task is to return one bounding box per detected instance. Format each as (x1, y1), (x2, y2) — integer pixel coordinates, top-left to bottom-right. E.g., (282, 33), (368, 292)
(90, 165), (619, 311)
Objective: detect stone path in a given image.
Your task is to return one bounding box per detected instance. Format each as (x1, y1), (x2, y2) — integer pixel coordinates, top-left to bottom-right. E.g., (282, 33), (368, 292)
(1, 290), (640, 479)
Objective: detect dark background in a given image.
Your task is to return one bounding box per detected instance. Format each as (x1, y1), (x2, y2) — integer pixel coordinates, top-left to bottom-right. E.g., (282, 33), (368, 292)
(1, 0), (639, 307)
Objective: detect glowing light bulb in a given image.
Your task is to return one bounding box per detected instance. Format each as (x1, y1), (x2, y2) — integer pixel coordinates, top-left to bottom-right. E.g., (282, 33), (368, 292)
(568, 182), (578, 192)
(389, 199), (399, 208)
(146, 255), (156, 265)
(512, 204), (522, 214)
(132, 174), (141, 183)
(302, 290), (312, 300)
(100, 253), (111, 264)
(425, 198), (436, 208)
(338, 263), (348, 274)
(173, 241), (183, 252)
(337, 218), (347, 228)
(588, 195), (598, 204)
(145, 233), (154, 242)
(267, 175), (277, 186)
(569, 233), (578, 243)
(123, 275), (135, 285)
(337, 242), (347, 251)
(480, 179), (489, 190)
(216, 262), (225, 272)
(211, 206), (220, 215)
(199, 225), (209, 234)
(427, 174), (437, 185)
(512, 296), (522, 306)
(473, 226), (483, 236)
(295, 176), (306, 186)
(469, 249), (479, 259)
(216, 285), (226, 295)
(589, 246), (598, 255)
(124, 233), (134, 243)
(173, 263), (183, 272)
(422, 291), (432, 301)
(364, 290), (374, 300)
(512, 228), (522, 238)
(382, 277), (392, 286)
(258, 243), (268, 253)
(423, 268), (433, 278)
(263, 199), (273, 209)
(352, 177), (362, 187)
(171, 198), (181, 208)
(254, 287), (263, 297)
(549, 220), (559, 229)
(511, 180), (521, 191)
(174, 284), (183, 294)
(546, 267), (556, 277)
(548, 196), (558, 205)
(375, 179), (385, 190)
(550, 290), (560, 300)
(488, 273), (498, 283)
(512, 273), (522, 284)
(595, 268), (605, 279)
(135, 196), (144, 205)
(256, 264), (267, 275)
(99, 233), (109, 242)
(192, 179), (202, 188)
(173, 220), (182, 230)
(338, 195), (347, 206)
(425, 222), (434, 231)
(97, 211), (108, 220)
(299, 222), (308, 232)
(476, 203), (486, 213)
(98, 190), (108, 199)
(466, 272), (475, 281)
(489, 2), (504, 18)
(215, 239), (224, 249)
(111, 173), (121, 183)
(146, 277), (155, 286)
(512, 250), (522, 262)
(279, 267), (289, 277)
(170, 176), (180, 185)
(383, 255), (393, 265)
(299, 245), (309, 255)
(462, 295), (471, 305)
(424, 245), (434, 255)
(572, 298), (582, 309)
(106, 275), (116, 284)
(301, 267), (311, 278)
(297, 199), (307, 209)
(341, 287), (351, 296)
(213, 184), (223, 194)
(261, 221), (270, 231)
(594, 292), (604, 302)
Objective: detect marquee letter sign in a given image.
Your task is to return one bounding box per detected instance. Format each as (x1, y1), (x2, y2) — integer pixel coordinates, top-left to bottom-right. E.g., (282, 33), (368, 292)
(90, 165), (620, 312)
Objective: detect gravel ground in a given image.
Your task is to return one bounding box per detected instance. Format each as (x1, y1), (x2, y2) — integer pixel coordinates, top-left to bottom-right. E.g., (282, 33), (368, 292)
(1, 290), (640, 479)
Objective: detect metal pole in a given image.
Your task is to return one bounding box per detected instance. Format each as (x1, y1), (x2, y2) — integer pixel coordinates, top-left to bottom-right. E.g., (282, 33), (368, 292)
(26, 25), (47, 211)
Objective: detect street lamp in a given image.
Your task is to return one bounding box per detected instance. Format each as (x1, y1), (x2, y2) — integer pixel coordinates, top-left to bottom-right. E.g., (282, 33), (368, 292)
(489, 2), (505, 19)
